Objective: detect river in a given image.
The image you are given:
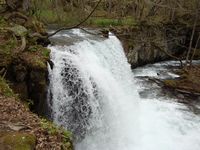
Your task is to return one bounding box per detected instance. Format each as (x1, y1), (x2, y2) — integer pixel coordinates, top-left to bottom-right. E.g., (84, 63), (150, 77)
(48, 29), (200, 150)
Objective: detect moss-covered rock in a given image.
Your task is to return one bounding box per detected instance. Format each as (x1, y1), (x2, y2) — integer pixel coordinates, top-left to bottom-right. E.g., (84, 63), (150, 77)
(6, 25), (28, 37)
(0, 16), (50, 115)
(0, 77), (14, 97)
(0, 132), (36, 150)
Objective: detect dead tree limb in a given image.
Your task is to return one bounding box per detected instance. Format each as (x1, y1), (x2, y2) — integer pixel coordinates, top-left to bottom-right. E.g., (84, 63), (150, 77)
(47, 0), (102, 38)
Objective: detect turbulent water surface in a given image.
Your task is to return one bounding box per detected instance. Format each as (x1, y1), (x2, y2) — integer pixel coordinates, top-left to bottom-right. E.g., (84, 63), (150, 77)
(48, 29), (200, 150)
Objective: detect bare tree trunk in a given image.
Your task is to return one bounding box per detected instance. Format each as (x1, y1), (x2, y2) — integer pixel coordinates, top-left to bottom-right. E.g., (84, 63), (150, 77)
(108, 0), (112, 13)
(185, 5), (199, 66)
(190, 33), (200, 66)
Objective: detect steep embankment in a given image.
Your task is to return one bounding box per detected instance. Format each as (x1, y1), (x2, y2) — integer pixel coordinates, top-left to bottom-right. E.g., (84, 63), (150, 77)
(0, 77), (73, 149)
(0, 14), (73, 149)
(0, 15), (50, 114)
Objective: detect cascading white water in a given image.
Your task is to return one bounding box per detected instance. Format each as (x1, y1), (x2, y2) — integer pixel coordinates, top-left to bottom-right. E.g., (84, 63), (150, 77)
(48, 29), (200, 150)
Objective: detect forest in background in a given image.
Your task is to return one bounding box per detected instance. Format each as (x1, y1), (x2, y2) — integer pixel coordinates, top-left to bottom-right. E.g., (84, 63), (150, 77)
(0, 1), (200, 149)
(1, 0), (199, 27)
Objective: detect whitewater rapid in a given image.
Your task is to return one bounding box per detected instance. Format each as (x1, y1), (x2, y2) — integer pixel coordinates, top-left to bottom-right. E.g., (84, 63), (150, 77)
(48, 29), (200, 150)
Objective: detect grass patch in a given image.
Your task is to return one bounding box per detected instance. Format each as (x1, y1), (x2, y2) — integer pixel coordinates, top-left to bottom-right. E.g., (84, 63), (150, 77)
(88, 18), (122, 27)
(36, 10), (58, 24)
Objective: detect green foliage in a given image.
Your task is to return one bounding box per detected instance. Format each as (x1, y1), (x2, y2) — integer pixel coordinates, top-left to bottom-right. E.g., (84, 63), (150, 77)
(42, 48), (50, 57)
(41, 118), (72, 142)
(0, 77), (14, 97)
(36, 10), (59, 24)
(40, 118), (73, 150)
(41, 118), (59, 135)
(28, 45), (50, 56)
(0, 38), (16, 55)
(0, 17), (7, 27)
(28, 46), (38, 52)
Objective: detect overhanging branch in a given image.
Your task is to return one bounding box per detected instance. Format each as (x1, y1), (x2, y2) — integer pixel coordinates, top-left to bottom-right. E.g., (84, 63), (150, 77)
(47, 0), (102, 38)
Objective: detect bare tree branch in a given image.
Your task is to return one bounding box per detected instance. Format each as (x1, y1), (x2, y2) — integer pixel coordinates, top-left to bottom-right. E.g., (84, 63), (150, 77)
(185, 1), (199, 65)
(47, 0), (102, 38)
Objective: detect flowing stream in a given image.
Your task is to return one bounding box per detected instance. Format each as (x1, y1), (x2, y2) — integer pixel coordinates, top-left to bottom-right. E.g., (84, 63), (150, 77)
(48, 29), (200, 150)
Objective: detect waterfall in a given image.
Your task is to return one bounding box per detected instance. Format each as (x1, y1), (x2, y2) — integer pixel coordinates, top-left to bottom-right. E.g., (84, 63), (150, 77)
(48, 29), (200, 150)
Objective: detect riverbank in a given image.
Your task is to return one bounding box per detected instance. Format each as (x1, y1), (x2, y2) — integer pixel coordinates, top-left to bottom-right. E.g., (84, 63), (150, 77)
(164, 65), (200, 97)
(0, 12), (73, 149)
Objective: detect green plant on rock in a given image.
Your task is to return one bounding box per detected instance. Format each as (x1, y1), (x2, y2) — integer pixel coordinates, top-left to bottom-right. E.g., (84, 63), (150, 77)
(42, 48), (50, 58)
(41, 118), (72, 137)
(41, 118), (58, 135)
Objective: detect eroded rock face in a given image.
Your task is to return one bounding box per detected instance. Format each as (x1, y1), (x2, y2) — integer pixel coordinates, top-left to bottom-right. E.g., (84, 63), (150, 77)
(6, 58), (49, 115)
(112, 25), (188, 68)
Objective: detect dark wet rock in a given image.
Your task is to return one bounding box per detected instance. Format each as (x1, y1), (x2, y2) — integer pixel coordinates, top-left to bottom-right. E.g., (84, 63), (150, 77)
(13, 64), (27, 82)
(101, 29), (109, 38)
(2, 49), (50, 115)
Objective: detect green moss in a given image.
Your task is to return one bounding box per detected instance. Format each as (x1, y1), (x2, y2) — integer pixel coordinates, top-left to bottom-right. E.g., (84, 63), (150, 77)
(42, 48), (50, 58)
(0, 132), (36, 150)
(0, 77), (14, 97)
(41, 118), (73, 149)
(41, 119), (71, 137)
(41, 118), (58, 135)
(0, 35), (17, 67)
(32, 58), (46, 69)
(23, 45), (50, 69)
(27, 46), (38, 52)
(0, 17), (7, 27)
(0, 38), (17, 53)
(27, 45), (50, 57)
